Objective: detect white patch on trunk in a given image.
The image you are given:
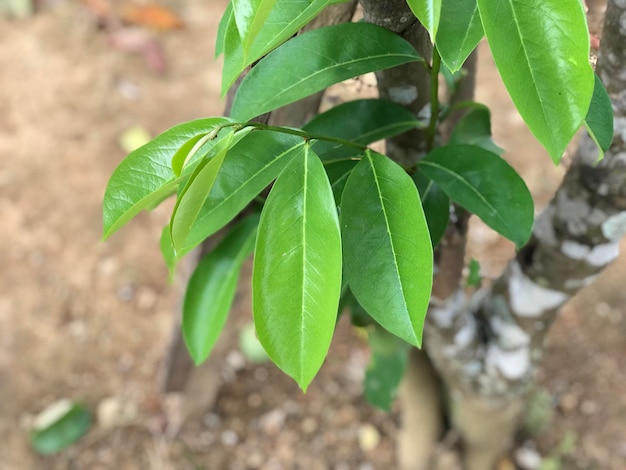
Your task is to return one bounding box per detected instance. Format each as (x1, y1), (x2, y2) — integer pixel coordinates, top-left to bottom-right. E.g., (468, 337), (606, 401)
(489, 316), (530, 349)
(602, 211), (626, 241)
(564, 274), (598, 290)
(430, 290), (465, 328)
(486, 344), (530, 380)
(561, 240), (589, 259)
(388, 86), (418, 104)
(443, 315), (477, 356)
(533, 206), (557, 245)
(561, 240), (619, 266)
(508, 261), (568, 317)
(587, 242), (620, 266)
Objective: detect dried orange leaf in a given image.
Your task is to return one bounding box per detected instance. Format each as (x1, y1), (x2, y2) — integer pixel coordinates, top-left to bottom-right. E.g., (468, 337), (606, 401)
(121, 4), (184, 31)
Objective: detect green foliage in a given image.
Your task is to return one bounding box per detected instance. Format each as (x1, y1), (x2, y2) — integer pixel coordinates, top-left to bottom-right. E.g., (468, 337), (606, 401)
(102, 0), (614, 398)
(253, 146), (342, 390)
(365, 327), (411, 411)
(419, 145), (534, 248)
(477, 0), (594, 162)
(30, 402), (91, 455)
(183, 215), (259, 365)
(342, 151), (432, 347)
(230, 22), (423, 121)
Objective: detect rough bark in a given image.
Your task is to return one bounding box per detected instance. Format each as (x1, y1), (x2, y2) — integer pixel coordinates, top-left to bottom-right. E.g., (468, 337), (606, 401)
(423, 1), (626, 468)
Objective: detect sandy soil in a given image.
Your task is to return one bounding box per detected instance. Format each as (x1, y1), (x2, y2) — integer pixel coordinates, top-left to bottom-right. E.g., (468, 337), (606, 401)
(0, 1), (624, 469)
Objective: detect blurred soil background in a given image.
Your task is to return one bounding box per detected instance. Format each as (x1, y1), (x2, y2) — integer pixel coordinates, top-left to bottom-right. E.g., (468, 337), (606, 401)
(0, 0), (624, 468)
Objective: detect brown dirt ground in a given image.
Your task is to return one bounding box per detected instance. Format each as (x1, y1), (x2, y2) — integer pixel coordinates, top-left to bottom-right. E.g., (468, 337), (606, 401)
(0, 1), (624, 469)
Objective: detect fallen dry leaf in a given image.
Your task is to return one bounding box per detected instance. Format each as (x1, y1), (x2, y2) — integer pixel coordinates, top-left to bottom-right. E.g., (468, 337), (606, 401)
(121, 4), (184, 31)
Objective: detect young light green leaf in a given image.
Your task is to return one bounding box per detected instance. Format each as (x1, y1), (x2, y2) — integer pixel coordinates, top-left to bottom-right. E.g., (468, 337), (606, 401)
(230, 23), (423, 121)
(467, 258), (482, 287)
(584, 74), (614, 161)
(449, 104), (503, 155)
(406, 0), (442, 41)
(232, 0), (278, 59)
(303, 99), (424, 161)
(436, 0), (483, 72)
(418, 144), (534, 248)
(253, 146), (342, 391)
(341, 151), (433, 347)
(183, 215), (259, 365)
(180, 132), (306, 258)
(170, 132), (235, 254)
(477, 0), (594, 163)
(413, 172), (449, 247)
(215, 2), (233, 58)
(102, 117), (233, 239)
(364, 327), (410, 411)
(222, 0), (347, 93)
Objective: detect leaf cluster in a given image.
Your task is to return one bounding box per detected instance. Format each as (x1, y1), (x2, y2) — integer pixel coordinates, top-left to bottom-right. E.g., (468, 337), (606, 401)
(102, 0), (613, 395)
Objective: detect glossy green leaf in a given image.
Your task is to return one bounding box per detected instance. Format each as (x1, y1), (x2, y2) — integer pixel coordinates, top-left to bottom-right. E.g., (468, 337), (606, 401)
(183, 215), (259, 365)
(222, 0), (346, 93)
(102, 117), (233, 239)
(584, 74), (614, 161)
(436, 0), (483, 72)
(341, 151), (433, 346)
(413, 172), (449, 247)
(449, 104), (503, 155)
(406, 0), (442, 41)
(253, 146), (342, 390)
(230, 23), (423, 121)
(477, 0), (594, 162)
(419, 144), (534, 248)
(303, 99), (424, 161)
(31, 402), (91, 455)
(179, 132), (306, 258)
(170, 132), (235, 254)
(232, 0), (278, 59)
(215, 1), (233, 58)
(364, 327), (410, 411)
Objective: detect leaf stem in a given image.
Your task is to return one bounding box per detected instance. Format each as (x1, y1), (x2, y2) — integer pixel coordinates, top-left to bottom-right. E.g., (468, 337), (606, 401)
(240, 123), (369, 151)
(426, 47), (441, 152)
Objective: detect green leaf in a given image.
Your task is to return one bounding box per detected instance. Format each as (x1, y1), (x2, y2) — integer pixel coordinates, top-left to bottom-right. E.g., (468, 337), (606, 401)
(436, 0), (483, 72)
(180, 131), (306, 258)
(31, 402), (92, 455)
(449, 104), (503, 155)
(364, 327), (410, 411)
(341, 150), (433, 346)
(467, 258), (481, 286)
(215, 2), (233, 58)
(183, 215), (259, 365)
(477, 0), (594, 162)
(419, 144), (534, 248)
(232, 0), (278, 59)
(160, 226), (176, 278)
(230, 23), (423, 121)
(324, 159), (358, 205)
(102, 117), (233, 239)
(406, 0), (442, 41)
(584, 74), (614, 161)
(303, 99), (424, 161)
(253, 146), (342, 390)
(222, 0), (346, 93)
(413, 172), (449, 247)
(170, 132), (235, 254)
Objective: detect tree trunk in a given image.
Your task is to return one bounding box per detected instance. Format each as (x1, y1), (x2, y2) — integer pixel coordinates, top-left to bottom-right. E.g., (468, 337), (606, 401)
(423, 1), (626, 468)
